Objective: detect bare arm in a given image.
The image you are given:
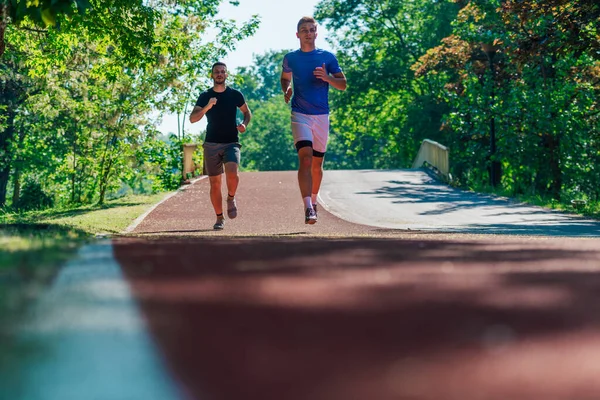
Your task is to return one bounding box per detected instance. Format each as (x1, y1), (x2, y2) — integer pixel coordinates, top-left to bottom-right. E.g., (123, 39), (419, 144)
(314, 63), (347, 91)
(328, 71), (347, 91)
(189, 97), (217, 123)
(280, 70), (293, 103)
(237, 103), (252, 133)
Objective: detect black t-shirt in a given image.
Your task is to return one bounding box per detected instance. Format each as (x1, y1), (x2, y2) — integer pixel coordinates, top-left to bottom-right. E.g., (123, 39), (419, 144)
(195, 87), (245, 143)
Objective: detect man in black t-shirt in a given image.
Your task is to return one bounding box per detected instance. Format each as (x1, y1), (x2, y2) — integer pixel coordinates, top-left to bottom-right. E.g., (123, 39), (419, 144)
(189, 62), (252, 230)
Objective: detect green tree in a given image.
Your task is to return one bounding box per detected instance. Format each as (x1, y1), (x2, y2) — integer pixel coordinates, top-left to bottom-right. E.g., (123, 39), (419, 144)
(0, 23), (32, 208)
(314, 0), (461, 169)
(0, 0), (151, 60)
(234, 49), (297, 171)
(413, 0), (600, 202)
(1, 1), (259, 208)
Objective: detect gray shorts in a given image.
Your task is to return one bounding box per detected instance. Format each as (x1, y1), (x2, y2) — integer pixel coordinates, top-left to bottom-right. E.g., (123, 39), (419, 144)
(203, 142), (241, 176)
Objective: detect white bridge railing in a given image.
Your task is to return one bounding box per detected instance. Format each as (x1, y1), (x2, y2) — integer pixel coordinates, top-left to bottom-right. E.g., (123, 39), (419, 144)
(411, 139), (450, 181)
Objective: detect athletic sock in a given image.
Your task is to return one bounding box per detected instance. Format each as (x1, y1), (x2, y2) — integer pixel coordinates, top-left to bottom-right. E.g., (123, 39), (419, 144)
(227, 194), (235, 199)
(303, 196), (313, 209)
(217, 213), (224, 218)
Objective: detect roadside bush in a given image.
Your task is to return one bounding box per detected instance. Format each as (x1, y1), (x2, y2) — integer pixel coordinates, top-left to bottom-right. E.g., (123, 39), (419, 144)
(18, 178), (54, 211)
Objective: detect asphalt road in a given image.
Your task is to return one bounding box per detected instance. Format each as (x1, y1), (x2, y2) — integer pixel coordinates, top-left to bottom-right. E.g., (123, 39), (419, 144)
(320, 169), (600, 236)
(2, 170), (600, 400)
(130, 169), (600, 237)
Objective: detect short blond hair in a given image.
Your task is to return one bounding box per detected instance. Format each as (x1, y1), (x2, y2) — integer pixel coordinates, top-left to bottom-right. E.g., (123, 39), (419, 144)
(297, 16), (317, 32)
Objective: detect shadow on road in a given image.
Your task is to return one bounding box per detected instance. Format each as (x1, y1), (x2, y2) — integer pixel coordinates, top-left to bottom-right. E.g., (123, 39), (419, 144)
(112, 236), (600, 400)
(355, 177), (600, 236)
(361, 178), (550, 213)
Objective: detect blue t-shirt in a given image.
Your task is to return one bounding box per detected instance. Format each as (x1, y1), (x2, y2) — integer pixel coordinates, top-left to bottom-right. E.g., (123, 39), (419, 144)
(282, 49), (342, 115)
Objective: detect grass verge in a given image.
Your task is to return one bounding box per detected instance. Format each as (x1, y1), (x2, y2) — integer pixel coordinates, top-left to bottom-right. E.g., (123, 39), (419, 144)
(0, 192), (171, 311)
(1, 192), (171, 236)
(461, 180), (600, 219)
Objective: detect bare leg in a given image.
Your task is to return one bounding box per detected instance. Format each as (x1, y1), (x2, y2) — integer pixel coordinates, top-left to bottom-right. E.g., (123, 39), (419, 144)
(224, 162), (239, 196)
(209, 175), (223, 215)
(311, 155), (325, 200)
(297, 147), (313, 198)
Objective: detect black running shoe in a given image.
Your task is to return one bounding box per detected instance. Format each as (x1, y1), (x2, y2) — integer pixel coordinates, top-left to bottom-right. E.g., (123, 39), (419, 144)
(213, 217), (225, 230)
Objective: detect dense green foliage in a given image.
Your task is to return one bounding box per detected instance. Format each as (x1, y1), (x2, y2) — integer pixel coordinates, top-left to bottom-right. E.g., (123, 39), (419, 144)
(411, 0), (599, 205)
(234, 50), (297, 171)
(233, 0), (598, 213)
(314, 0), (461, 169)
(1, 0), (258, 209)
(313, 0), (595, 210)
(233, 0), (463, 172)
(1, 0), (598, 215)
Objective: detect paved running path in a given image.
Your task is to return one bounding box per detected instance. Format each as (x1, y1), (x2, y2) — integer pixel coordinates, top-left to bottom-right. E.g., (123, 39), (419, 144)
(131, 171), (389, 237)
(320, 169), (600, 236)
(3, 170), (600, 400)
(111, 235), (600, 400)
(131, 170), (600, 237)
(124, 171), (600, 400)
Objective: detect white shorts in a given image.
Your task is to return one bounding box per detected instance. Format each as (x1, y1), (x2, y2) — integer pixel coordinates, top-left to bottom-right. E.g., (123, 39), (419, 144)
(291, 112), (330, 155)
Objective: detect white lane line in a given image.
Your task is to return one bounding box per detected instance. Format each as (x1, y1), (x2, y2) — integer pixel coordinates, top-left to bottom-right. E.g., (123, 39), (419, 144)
(1, 241), (188, 400)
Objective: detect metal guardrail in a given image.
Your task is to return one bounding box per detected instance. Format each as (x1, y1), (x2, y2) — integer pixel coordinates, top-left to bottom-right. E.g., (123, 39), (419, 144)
(411, 139), (450, 180)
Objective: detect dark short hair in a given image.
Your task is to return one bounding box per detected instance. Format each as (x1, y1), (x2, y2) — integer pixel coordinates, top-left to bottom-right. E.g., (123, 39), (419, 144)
(297, 16), (317, 32)
(211, 62), (227, 72)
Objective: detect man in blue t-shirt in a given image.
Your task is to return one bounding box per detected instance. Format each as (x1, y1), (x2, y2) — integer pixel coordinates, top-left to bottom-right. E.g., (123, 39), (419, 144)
(190, 62), (252, 230)
(281, 16), (347, 225)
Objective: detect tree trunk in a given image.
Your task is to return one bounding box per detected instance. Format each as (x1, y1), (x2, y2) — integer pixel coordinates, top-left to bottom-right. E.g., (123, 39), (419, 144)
(11, 167), (20, 208)
(11, 125), (27, 209)
(0, 165), (9, 207)
(536, 133), (562, 200)
(0, 25), (5, 58)
(0, 3), (8, 57)
(97, 132), (118, 205)
(0, 109), (15, 208)
(98, 153), (116, 205)
(71, 138), (78, 203)
(547, 134), (562, 200)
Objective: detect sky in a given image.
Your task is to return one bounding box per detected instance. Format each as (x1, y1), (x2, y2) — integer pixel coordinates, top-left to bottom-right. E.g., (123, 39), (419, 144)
(157, 0), (333, 135)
